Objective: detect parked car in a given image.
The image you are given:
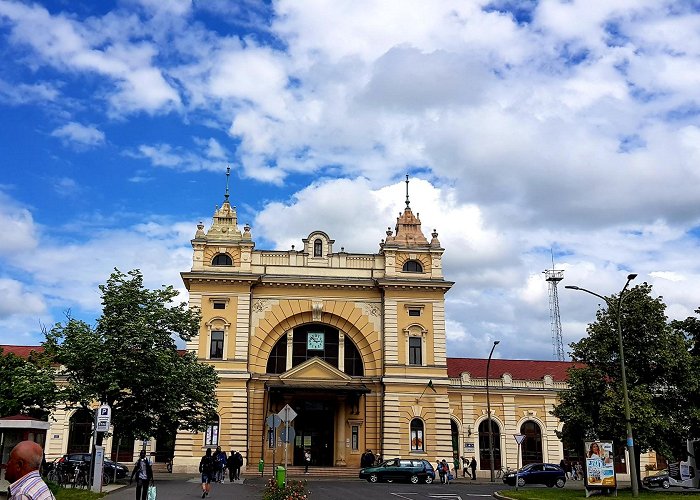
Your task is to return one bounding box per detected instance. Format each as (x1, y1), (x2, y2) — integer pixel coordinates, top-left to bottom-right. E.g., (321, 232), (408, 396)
(360, 458), (435, 484)
(47, 452), (129, 483)
(643, 469), (671, 489)
(502, 463), (566, 488)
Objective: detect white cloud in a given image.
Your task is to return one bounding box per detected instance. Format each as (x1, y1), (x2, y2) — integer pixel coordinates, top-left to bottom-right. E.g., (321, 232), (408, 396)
(0, 278), (45, 318)
(51, 122), (105, 148)
(0, 192), (38, 255)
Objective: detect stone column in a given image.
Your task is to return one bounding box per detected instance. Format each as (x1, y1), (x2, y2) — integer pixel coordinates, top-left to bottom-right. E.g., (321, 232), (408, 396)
(338, 331), (345, 372)
(335, 397), (347, 466)
(285, 330), (293, 371)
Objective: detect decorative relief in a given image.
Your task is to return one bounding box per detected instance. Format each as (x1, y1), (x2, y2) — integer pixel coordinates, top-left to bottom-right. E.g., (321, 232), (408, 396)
(312, 300), (324, 321)
(411, 405), (423, 417)
(523, 410), (537, 417)
(361, 302), (380, 317)
(252, 299), (271, 313)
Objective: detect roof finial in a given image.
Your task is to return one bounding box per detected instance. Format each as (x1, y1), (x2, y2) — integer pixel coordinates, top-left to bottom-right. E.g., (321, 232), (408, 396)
(405, 174), (410, 209)
(224, 165), (231, 202)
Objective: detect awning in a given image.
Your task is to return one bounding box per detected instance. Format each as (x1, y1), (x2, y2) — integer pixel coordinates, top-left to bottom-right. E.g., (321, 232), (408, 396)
(0, 415), (50, 430)
(265, 380), (371, 394)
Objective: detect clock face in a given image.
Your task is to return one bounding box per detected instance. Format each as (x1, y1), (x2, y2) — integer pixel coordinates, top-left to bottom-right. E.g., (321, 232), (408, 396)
(307, 332), (325, 350)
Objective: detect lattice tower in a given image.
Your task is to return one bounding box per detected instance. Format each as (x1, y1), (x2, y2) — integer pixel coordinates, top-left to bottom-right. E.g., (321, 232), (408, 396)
(544, 268), (565, 361)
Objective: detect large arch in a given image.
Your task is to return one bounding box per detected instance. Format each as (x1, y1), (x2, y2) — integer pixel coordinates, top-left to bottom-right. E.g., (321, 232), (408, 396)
(67, 408), (93, 454)
(476, 417), (502, 471)
(250, 308), (380, 376)
(519, 420), (543, 465)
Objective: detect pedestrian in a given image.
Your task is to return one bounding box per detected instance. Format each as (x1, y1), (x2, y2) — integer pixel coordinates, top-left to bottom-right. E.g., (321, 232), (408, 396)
(214, 446), (227, 483)
(453, 456), (460, 480)
(572, 461), (579, 481)
(304, 449), (311, 474)
(461, 456), (470, 478)
(470, 456), (477, 481)
(199, 448), (215, 498)
(366, 449), (375, 467)
(129, 450), (153, 500)
(436, 458), (445, 484)
(226, 451), (236, 483)
(233, 450), (243, 480)
(441, 459), (452, 484)
(5, 440), (55, 500)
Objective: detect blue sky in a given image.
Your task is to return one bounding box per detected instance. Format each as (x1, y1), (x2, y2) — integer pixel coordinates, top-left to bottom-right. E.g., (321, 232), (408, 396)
(1, 0), (700, 360)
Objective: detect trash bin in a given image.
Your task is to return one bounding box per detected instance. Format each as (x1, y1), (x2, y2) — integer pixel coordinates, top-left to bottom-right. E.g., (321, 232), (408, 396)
(258, 458), (264, 474)
(276, 466), (286, 488)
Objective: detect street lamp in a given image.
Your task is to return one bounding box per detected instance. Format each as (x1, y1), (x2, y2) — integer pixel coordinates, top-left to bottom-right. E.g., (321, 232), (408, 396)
(486, 340), (500, 483)
(565, 273), (639, 497)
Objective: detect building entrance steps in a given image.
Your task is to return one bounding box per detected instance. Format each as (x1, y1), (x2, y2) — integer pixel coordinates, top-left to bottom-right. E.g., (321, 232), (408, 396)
(243, 465), (360, 479)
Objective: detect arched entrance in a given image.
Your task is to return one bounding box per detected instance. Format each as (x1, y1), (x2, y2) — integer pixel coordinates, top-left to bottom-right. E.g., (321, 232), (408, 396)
(67, 408), (93, 454)
(450, 420), (459, 459)
(520, 420), (543, 465)
(478, 420), (501, 470)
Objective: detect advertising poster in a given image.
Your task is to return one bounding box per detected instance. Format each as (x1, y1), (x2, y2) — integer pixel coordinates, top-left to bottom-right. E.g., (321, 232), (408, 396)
(584, 440), (616, 489)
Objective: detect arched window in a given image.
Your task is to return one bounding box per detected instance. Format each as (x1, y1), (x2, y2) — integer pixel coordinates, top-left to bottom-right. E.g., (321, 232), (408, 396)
(266, 336), (287, 374)
(451, 419), (460, 457)
(478, 419), (501, 471)
(410, 419), (425, 451)
(344, 336), (364, 376)
(212, 253), (232, 266)
(210, 331), (224, 359)
(314, 239), (323, 257)
(68, 409), (93, 454)
(205, 417), (220, 446)
(402, 260), (423, 273)
(265, 326), (364, 376)
(520, 421), (543, 465)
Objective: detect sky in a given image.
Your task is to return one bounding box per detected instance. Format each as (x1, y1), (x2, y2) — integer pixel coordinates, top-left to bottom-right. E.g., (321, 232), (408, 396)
(1, 0), (700, 361)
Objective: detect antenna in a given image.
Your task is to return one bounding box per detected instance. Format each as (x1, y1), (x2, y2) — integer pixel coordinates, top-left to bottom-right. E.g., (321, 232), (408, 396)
(543, 250), (565, 361)
(405, 174), (410, 209)
(224, 165), (231, 202)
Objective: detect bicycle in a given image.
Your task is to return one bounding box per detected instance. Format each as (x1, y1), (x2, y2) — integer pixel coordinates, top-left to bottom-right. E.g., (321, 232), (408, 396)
(496, 466), (514, 479)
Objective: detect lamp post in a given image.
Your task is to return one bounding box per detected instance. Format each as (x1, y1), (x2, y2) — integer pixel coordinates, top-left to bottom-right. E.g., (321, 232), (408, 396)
(565, 273), (639, 497)
(486, 340), (500, 483)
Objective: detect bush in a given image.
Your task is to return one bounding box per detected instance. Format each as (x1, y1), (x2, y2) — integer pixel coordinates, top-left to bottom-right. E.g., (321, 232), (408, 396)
(262, 478), (310, 500)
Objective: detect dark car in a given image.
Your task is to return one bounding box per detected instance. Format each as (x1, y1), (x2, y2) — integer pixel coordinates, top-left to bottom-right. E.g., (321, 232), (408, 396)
(643, 470), (671, 489)
(48, 452), (129, 483)
(360, 458), (435, 484)
(502, 463), (566, 488)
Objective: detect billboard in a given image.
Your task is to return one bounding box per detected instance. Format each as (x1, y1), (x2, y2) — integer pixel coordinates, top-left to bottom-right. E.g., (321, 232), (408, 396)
(584, 440), (617, 489)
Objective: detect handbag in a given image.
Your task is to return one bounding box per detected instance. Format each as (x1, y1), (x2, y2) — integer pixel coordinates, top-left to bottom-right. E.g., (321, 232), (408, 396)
(447, 473), (454, 481)
(147, 485), (157, 500)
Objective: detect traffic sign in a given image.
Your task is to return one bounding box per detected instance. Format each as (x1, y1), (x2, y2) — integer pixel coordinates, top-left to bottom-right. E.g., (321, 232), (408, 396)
(266, 414), (282, 429)
(277, 404), (297, 423)
(280, 427), (296, 443)
(513, 434), (525, 445)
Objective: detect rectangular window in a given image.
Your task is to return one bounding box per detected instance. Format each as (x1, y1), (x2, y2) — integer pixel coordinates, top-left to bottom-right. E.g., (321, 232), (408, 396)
(408, 337), (422, 365)
(205, 423), (219, 446)
(213, 302), (225, 310)
(408, 308), (421, 317)
(351, 426), (359, 451)
(410, 428), (424, 451)
(210, 331), (224, 359)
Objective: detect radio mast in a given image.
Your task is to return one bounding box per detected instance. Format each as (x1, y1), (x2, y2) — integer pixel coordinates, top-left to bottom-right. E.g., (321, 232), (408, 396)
(543, 253), (565, 361)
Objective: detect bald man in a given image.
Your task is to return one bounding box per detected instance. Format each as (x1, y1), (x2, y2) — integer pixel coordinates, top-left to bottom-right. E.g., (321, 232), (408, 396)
(5, 441), (55, 500)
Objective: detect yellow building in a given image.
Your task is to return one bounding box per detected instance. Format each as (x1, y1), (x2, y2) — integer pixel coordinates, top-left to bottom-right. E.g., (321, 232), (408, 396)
(171, 178), (592, 477)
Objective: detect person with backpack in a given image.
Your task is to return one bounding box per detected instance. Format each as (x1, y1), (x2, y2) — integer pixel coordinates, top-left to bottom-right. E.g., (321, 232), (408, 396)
(129, 450), (153, 500)
(213, 447), (227, 483)
(436, 459), (445, 483)
(199, 448), (215, 498)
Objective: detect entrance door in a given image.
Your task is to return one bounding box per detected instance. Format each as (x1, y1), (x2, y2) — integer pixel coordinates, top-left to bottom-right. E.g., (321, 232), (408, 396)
(292, 400), (335, 466)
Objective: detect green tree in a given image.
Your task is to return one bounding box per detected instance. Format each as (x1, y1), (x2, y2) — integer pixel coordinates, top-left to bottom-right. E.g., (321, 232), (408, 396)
(553, 283), (695, 482)
(0, 347), (57, 419)
(43, 269), (218, 440)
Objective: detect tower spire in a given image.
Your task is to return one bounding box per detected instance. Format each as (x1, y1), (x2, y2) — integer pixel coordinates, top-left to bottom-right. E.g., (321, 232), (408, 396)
(405, 174), (410, 209)
(224, 165), (231, 202)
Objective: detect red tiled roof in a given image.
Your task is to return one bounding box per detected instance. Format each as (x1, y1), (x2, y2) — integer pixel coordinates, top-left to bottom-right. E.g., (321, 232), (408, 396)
(0, 345), (44, 359)
(0, 414), (43, 421)
(446, 357), (578, 382)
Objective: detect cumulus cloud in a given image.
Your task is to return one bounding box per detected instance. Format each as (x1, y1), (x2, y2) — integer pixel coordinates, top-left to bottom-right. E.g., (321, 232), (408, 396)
(51, 122), (105, 148)
(0, 191), (38, 255)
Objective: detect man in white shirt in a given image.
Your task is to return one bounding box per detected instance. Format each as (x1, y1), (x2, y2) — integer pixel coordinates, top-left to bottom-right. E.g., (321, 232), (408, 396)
(5, 441), (55, 500)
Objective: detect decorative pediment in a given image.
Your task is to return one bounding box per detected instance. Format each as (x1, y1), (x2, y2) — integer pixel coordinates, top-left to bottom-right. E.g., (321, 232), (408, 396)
(280, 357), (352, 381)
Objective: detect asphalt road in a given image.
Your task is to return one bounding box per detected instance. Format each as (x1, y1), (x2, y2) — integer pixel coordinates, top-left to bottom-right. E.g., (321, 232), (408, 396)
(106, 476), (508, 500)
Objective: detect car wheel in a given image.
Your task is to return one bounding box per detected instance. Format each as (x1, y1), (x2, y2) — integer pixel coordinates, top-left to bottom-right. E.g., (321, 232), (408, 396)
(410, 475), (419, 484)
(369, 474), (379, 483)
(662, 479), (670, 489)
(555, 478), (566, 488)
(517, 477), (526, 487)
(425, 476), (433, 484)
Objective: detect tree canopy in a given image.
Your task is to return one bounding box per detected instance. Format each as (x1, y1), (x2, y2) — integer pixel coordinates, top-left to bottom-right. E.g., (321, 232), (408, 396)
(0, 347), (57, 419)
(43, 268), (219, 440)
(553, 282), (698, 467)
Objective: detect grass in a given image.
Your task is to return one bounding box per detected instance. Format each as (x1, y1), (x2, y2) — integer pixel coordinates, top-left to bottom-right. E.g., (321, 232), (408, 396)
(499, 488), (700, 500)
(52, 488), (106, 499)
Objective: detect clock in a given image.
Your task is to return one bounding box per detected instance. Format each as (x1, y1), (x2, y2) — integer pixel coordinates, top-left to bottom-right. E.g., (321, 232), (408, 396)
(307, 332), (325, 350)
